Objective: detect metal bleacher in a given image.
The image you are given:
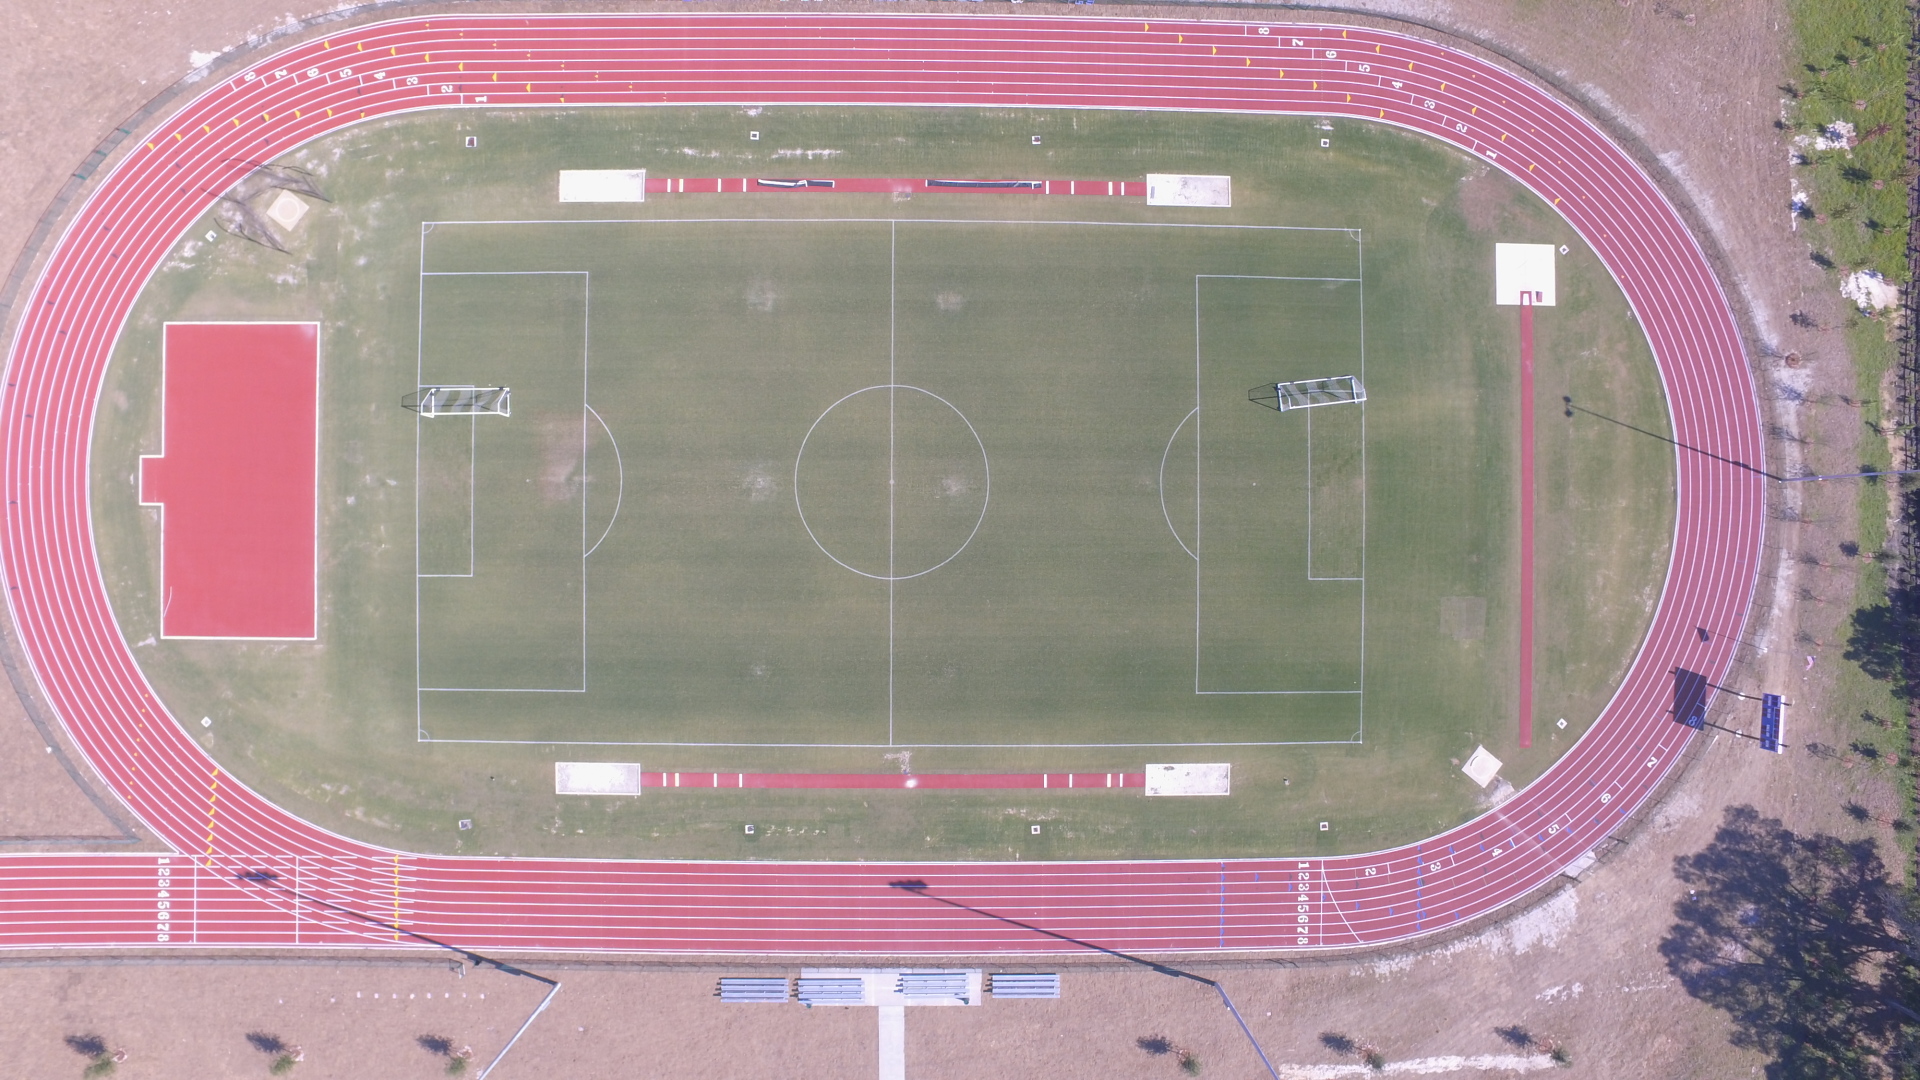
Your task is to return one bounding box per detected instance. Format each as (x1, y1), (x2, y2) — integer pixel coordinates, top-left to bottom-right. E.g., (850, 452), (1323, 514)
(989, 973), (1061, 999)
(718, 977), (791, 1003)
(796, 977), (867, 1006)
(897, 971), (972, 1003)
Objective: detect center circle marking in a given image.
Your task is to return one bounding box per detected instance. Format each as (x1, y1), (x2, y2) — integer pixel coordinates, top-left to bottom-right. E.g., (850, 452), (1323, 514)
(793, 385), (990, 581)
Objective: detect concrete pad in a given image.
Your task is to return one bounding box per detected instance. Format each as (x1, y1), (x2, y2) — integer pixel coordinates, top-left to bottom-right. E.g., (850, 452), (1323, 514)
(878, 1006), (905, 1080)
(558, 169), (647, 202)
(554, 762), (642, 795)
(1494, 242), (1555, 306)
(1462, 745), (1503, 788)
(265, 189), (309, 230)
(1143, 762), (1231, 796)
(1146, 173), (1231, 207)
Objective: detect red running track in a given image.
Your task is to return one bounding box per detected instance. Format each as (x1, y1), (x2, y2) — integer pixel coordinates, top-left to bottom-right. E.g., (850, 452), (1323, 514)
(0, 14), (1763, 955)
(1517, 302), (1536, 750)
(645, 772), (1143, 790)
(646, 175), (1149, 195)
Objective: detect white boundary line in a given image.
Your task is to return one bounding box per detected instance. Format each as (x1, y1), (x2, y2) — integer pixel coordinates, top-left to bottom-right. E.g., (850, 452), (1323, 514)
(418, 219), (1358, 748)
(1303, 405), (1363, 582)
(1160, 407), (1198, 561)
(138, 321), (322, 642)
(582, 404), (623, 559)
(413, 268), (590, 722)
(414, 413), (476, 577)
(792, 386), (991, 583)
(421, 217), (1359, 232)
(1192, 276), (1365, 702)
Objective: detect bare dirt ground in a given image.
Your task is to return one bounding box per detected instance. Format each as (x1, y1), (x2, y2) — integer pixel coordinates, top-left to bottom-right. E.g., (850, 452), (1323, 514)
(0, 1), (1902, 1077)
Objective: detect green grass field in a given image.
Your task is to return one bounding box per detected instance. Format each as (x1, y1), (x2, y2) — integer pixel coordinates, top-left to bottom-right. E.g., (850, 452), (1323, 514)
(92, 105), (1673, 860)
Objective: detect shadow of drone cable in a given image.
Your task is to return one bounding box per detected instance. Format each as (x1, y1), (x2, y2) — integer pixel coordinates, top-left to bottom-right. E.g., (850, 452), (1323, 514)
(1564, 396), (1920, 484)
(230, 868), (558, 1080)
(887, 879), (1280, 1079)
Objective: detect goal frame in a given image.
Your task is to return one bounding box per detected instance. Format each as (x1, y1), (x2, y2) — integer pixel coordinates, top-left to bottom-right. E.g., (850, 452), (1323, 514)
(403, 385), (512, 417)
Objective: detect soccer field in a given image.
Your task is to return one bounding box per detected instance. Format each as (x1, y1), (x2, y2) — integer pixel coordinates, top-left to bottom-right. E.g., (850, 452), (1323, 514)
(91, 105), (1674, 860)
(413, 217), (1370, 747)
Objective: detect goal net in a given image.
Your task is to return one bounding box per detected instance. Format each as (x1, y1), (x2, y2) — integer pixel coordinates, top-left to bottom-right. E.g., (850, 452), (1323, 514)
(1248, 375), (1366, 412)
(403, 386), (511, 417)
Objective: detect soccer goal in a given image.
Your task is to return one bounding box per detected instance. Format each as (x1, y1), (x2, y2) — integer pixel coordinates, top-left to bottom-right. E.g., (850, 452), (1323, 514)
(1248, 375), (1366, 412)
(403, 385), (511, 417)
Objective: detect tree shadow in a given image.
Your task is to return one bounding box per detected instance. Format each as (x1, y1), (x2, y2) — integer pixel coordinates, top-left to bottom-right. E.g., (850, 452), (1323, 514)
(1318, 1032), (1356, 1055)
(1843, 597), (1916, 700)
(64, 1035), (107, 1057)
(1136, 1035), (1174, 1056)
(1492, 1025), (1534, 1050)
(245, 1033), (286, 1055)
(1661, 805), (1920, 1077)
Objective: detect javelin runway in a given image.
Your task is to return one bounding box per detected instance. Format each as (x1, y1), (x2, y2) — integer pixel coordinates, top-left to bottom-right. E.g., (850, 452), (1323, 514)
(0, 13), (1763, 954)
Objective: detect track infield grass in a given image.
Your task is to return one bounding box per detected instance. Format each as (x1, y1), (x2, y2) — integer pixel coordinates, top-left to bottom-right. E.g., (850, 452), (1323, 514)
(92, 106), (1673, 861)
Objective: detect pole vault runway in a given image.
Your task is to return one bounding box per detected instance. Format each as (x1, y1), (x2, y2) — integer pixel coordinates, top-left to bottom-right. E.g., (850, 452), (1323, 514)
(0, 13), (1764, 954)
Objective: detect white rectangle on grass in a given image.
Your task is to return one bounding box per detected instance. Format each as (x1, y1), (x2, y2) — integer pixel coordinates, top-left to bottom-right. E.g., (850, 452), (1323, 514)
(1461, 745), (1503, 788)
(558, 169), (647, 203)
(1494, 242), (1556, 306)
(1144, 762), (1231, 796)
(555, 761), (642, 795)
(1146, 174), (1231, 207)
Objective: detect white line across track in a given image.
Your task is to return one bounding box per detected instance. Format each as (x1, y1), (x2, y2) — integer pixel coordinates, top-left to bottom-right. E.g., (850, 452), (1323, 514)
(0, 13), (1763, 954)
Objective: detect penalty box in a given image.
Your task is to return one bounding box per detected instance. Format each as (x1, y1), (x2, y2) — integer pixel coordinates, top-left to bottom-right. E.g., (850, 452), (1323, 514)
(409, 219), (1367, 747)
(414, 271), (589, 697)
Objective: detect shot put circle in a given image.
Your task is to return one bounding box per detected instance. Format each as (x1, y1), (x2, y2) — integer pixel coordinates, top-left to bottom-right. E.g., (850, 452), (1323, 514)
(793, 385), (990, 581)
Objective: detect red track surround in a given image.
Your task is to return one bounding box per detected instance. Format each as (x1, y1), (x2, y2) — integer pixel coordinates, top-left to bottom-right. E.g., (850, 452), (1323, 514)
(0, 14), (1763, 955)
(1517, 302), (1535, 750)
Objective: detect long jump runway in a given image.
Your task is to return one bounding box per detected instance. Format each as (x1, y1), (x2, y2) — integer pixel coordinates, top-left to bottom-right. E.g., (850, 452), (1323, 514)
(0, 14), (1763, 954)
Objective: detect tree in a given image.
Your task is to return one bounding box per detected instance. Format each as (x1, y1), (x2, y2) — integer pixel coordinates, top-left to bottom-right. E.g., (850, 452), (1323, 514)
(1843, 597), (1915, 699)
(1661, 806), (1920, 1077)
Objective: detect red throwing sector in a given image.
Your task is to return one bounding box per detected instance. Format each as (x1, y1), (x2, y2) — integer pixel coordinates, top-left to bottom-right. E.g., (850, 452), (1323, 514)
(138, 322), (319, 640)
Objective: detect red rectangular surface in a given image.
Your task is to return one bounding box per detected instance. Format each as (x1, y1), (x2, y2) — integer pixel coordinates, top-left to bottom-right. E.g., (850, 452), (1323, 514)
(139, 323), (318, 639)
